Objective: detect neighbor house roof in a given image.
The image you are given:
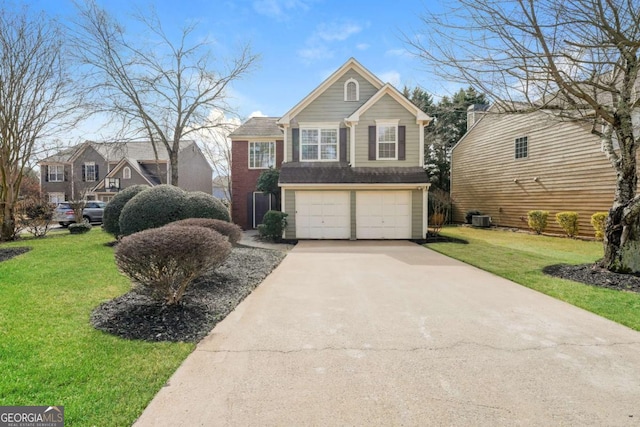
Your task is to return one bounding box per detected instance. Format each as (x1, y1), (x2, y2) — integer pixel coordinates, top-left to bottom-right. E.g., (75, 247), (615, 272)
(279, 163), (429, 184)
(41, 140), (196, 163)
(229, 117), (282, 139)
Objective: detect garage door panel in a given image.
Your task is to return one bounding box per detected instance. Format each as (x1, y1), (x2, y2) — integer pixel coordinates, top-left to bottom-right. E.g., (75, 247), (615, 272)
(356, 191), (412, 239)
(295, 191), (350, 239)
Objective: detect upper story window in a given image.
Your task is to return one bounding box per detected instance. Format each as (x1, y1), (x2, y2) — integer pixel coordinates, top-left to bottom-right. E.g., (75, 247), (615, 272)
(344, 78), (359, 102)
(301, 127), (338, 161)
(515, 136), (528, 159)
(47, 165), (64, 182)
(123, 166), (131, 179)
(249, 141), (276, 169)
(377, 121), (398, 160)
(84, 162), (97, 181)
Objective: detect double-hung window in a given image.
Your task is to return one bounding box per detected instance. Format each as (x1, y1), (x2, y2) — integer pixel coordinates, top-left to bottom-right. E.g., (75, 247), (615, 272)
(48, 165), (64, 182)
(84, 162), (97, 181)
(249, 141), (275, 169)
(300, 126), (338, 161)
(515, 136), (528, 159)
(377, 121), (398, 160)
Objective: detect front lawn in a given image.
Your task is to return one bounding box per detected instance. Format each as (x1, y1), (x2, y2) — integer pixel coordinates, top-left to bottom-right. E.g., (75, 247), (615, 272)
(428, 226), (640, 331)
(0, 230), (194, 426)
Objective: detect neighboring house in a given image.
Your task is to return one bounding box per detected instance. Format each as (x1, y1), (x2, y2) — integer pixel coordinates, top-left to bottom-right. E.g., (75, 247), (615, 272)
(451, 105), (640, 236)
(230, 117), (284, 229)
(40, 140), (213, 203)
(230, 58), (432, 239)
(212, 175), (230, 201)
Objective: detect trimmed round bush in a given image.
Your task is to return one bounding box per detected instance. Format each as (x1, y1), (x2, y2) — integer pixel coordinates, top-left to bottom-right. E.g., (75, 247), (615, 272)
(103, 185), (150, 237)
(591, 212), (608, 241)
(527, 210), (549, 235)
(556, 211), (579, 237)
(69, 223), (92, 234)
(168, 218), (242, 245)
(185, 191), (230, 222)
(258, 210), (288, 241)
(115, 226), (232, 305)
(119, 185), (189, 236)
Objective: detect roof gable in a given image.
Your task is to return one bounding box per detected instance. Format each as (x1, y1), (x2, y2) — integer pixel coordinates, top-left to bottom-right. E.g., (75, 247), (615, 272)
(277, 58), (384, 125)
(345, 84), (432, 124)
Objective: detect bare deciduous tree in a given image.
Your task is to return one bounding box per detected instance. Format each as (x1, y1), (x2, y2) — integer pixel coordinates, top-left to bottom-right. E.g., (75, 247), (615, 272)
(408, 0), (640, 273)
(72, 1), (258, 187)
(0, 5), (80, 241)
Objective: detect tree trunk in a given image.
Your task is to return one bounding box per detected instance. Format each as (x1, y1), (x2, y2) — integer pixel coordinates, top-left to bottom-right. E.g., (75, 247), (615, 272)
(1, 203), (17, 241)
(170, 151), (179, 187)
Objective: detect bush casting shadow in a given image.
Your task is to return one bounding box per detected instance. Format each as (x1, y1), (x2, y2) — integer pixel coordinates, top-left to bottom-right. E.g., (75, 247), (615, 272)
(544, 263), (640, 293)
(91, 247), (285, 342)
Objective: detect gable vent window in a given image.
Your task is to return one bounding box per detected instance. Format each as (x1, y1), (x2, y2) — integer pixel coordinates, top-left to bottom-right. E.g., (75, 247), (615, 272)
(344, 78), (359, 102)
(515, 136), (528, 159)
(123, 166), (131, 180)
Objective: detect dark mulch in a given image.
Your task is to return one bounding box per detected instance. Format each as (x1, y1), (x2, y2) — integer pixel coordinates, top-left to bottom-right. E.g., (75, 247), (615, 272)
(543, 263), (640, 293)
(91, 247), (286, 343)
(415, 232), (469, 245)
(0, 247), (31, 263)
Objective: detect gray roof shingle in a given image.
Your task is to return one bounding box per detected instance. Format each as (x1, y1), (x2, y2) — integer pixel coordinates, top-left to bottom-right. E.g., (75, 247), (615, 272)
(229, 117), (282, 138)
(40, 140), (196, 163)
(279, 162), (429, 184)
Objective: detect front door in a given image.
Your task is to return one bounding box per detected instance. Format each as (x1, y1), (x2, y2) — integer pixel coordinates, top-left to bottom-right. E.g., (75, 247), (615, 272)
(253, 192), (272, 228)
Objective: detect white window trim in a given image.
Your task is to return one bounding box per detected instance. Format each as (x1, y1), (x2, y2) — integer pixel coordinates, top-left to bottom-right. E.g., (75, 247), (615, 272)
(248, 141), (276, 169)
(515, 136), (528, 159)
(299, 123), (340, 162)
(48, 164), (64, 182)
(85, 162), (97, 182)
(375, 120), (399, 161)
(344, 78), (359, 102)
(123, 166), (131, 179)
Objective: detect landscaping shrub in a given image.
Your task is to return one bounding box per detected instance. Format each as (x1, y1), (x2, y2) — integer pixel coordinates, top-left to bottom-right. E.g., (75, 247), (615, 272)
(465, 210), (482, 224)
(103, 185), (150, 237)
(184, 191), (230, 222)
(429, 213), (446, 234)
(556, 211), (579, 237)
(115, 226), (232, 305)
(168, 218), (242, 245)
(258, 210), (288, 241)
(591, 212), (608, 241)
(119, 185), (189, 236)
(69, 223), (92, 234)
(527, 210), (549, 235)
(18, 195), (54, 238)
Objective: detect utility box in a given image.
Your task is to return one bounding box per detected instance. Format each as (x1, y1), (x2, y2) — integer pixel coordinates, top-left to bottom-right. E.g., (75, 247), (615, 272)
(472, 215), (491, 228)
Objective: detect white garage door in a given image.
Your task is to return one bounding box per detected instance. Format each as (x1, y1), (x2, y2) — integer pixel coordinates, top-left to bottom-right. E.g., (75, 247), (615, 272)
(296, 191), (351, 239)
(356, 191), (412, 239)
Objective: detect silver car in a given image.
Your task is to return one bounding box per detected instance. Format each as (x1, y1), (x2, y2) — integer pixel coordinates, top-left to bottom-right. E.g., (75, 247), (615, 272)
(53, 201), (106, 227)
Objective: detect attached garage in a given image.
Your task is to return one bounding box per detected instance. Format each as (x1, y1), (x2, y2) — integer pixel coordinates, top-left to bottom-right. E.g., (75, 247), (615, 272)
(295, 191), (351, 239)
(356, 191), (412, 239)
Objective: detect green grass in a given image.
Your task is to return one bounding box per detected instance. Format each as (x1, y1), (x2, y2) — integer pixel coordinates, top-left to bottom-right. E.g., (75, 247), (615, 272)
(428, 226), (640, 331)
(0, 229), (194, 426)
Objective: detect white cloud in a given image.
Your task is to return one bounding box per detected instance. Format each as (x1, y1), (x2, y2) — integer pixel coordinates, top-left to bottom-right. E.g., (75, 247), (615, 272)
(249, 110), (267, 118)
(316, 21), (362, 42)
(298, 45), (334, 62)
(386, 48), (410, 58)
(252, 0), (312, 21)
(378, 70), (402, 88)
(356, 43), (370, 51)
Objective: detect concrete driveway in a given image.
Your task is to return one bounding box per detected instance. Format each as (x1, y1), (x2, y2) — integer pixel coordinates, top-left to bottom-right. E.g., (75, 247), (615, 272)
(135, 241), (640, 426)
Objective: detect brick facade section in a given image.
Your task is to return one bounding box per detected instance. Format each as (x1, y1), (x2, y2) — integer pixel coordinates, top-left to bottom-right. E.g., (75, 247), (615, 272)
(231, 140), (284, 229)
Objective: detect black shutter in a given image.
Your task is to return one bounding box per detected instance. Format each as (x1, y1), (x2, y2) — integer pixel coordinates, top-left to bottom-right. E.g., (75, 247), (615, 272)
(368, 126), (376, 160)
(44, 166), (49, 182)
(81, 165), (86, 182)
(95, 164), (99, 180)
(339, 128), (347, 163)
(247, 192), (254, 229)
(64, 167), (68, 182)
(292, 128), (299, 162)
(398, 126), (406, 161)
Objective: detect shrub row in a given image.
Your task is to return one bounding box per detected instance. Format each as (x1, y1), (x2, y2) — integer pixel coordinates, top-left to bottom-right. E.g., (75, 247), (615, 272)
(526, 210), (608, 240)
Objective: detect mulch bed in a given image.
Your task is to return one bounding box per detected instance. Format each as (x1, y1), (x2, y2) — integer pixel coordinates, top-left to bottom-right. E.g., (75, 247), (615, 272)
(91, 247), (286, 343)
(0, 247), (31, 262)
(543, 263), (640, 293)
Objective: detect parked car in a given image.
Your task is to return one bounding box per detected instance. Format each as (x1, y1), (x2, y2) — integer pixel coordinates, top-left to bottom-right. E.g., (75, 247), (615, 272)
(53, 201), (106, 227)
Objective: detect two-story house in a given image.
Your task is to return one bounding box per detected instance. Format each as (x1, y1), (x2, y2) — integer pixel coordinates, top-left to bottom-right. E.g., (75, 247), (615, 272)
(231, 58), (432, 239)
(40, 140), (213, 203)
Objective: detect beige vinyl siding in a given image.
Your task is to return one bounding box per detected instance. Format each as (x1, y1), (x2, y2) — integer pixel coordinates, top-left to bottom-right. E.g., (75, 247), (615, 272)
(354, 94), (420, 167)
(284, 189), (296, 239)
(286, 69), (378, 161)
(411, 190), (424, 239)
(451, 110), (636, 236)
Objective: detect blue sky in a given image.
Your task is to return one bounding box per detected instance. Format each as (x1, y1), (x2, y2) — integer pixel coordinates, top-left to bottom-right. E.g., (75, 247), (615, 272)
(28, 0), (454, 126)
